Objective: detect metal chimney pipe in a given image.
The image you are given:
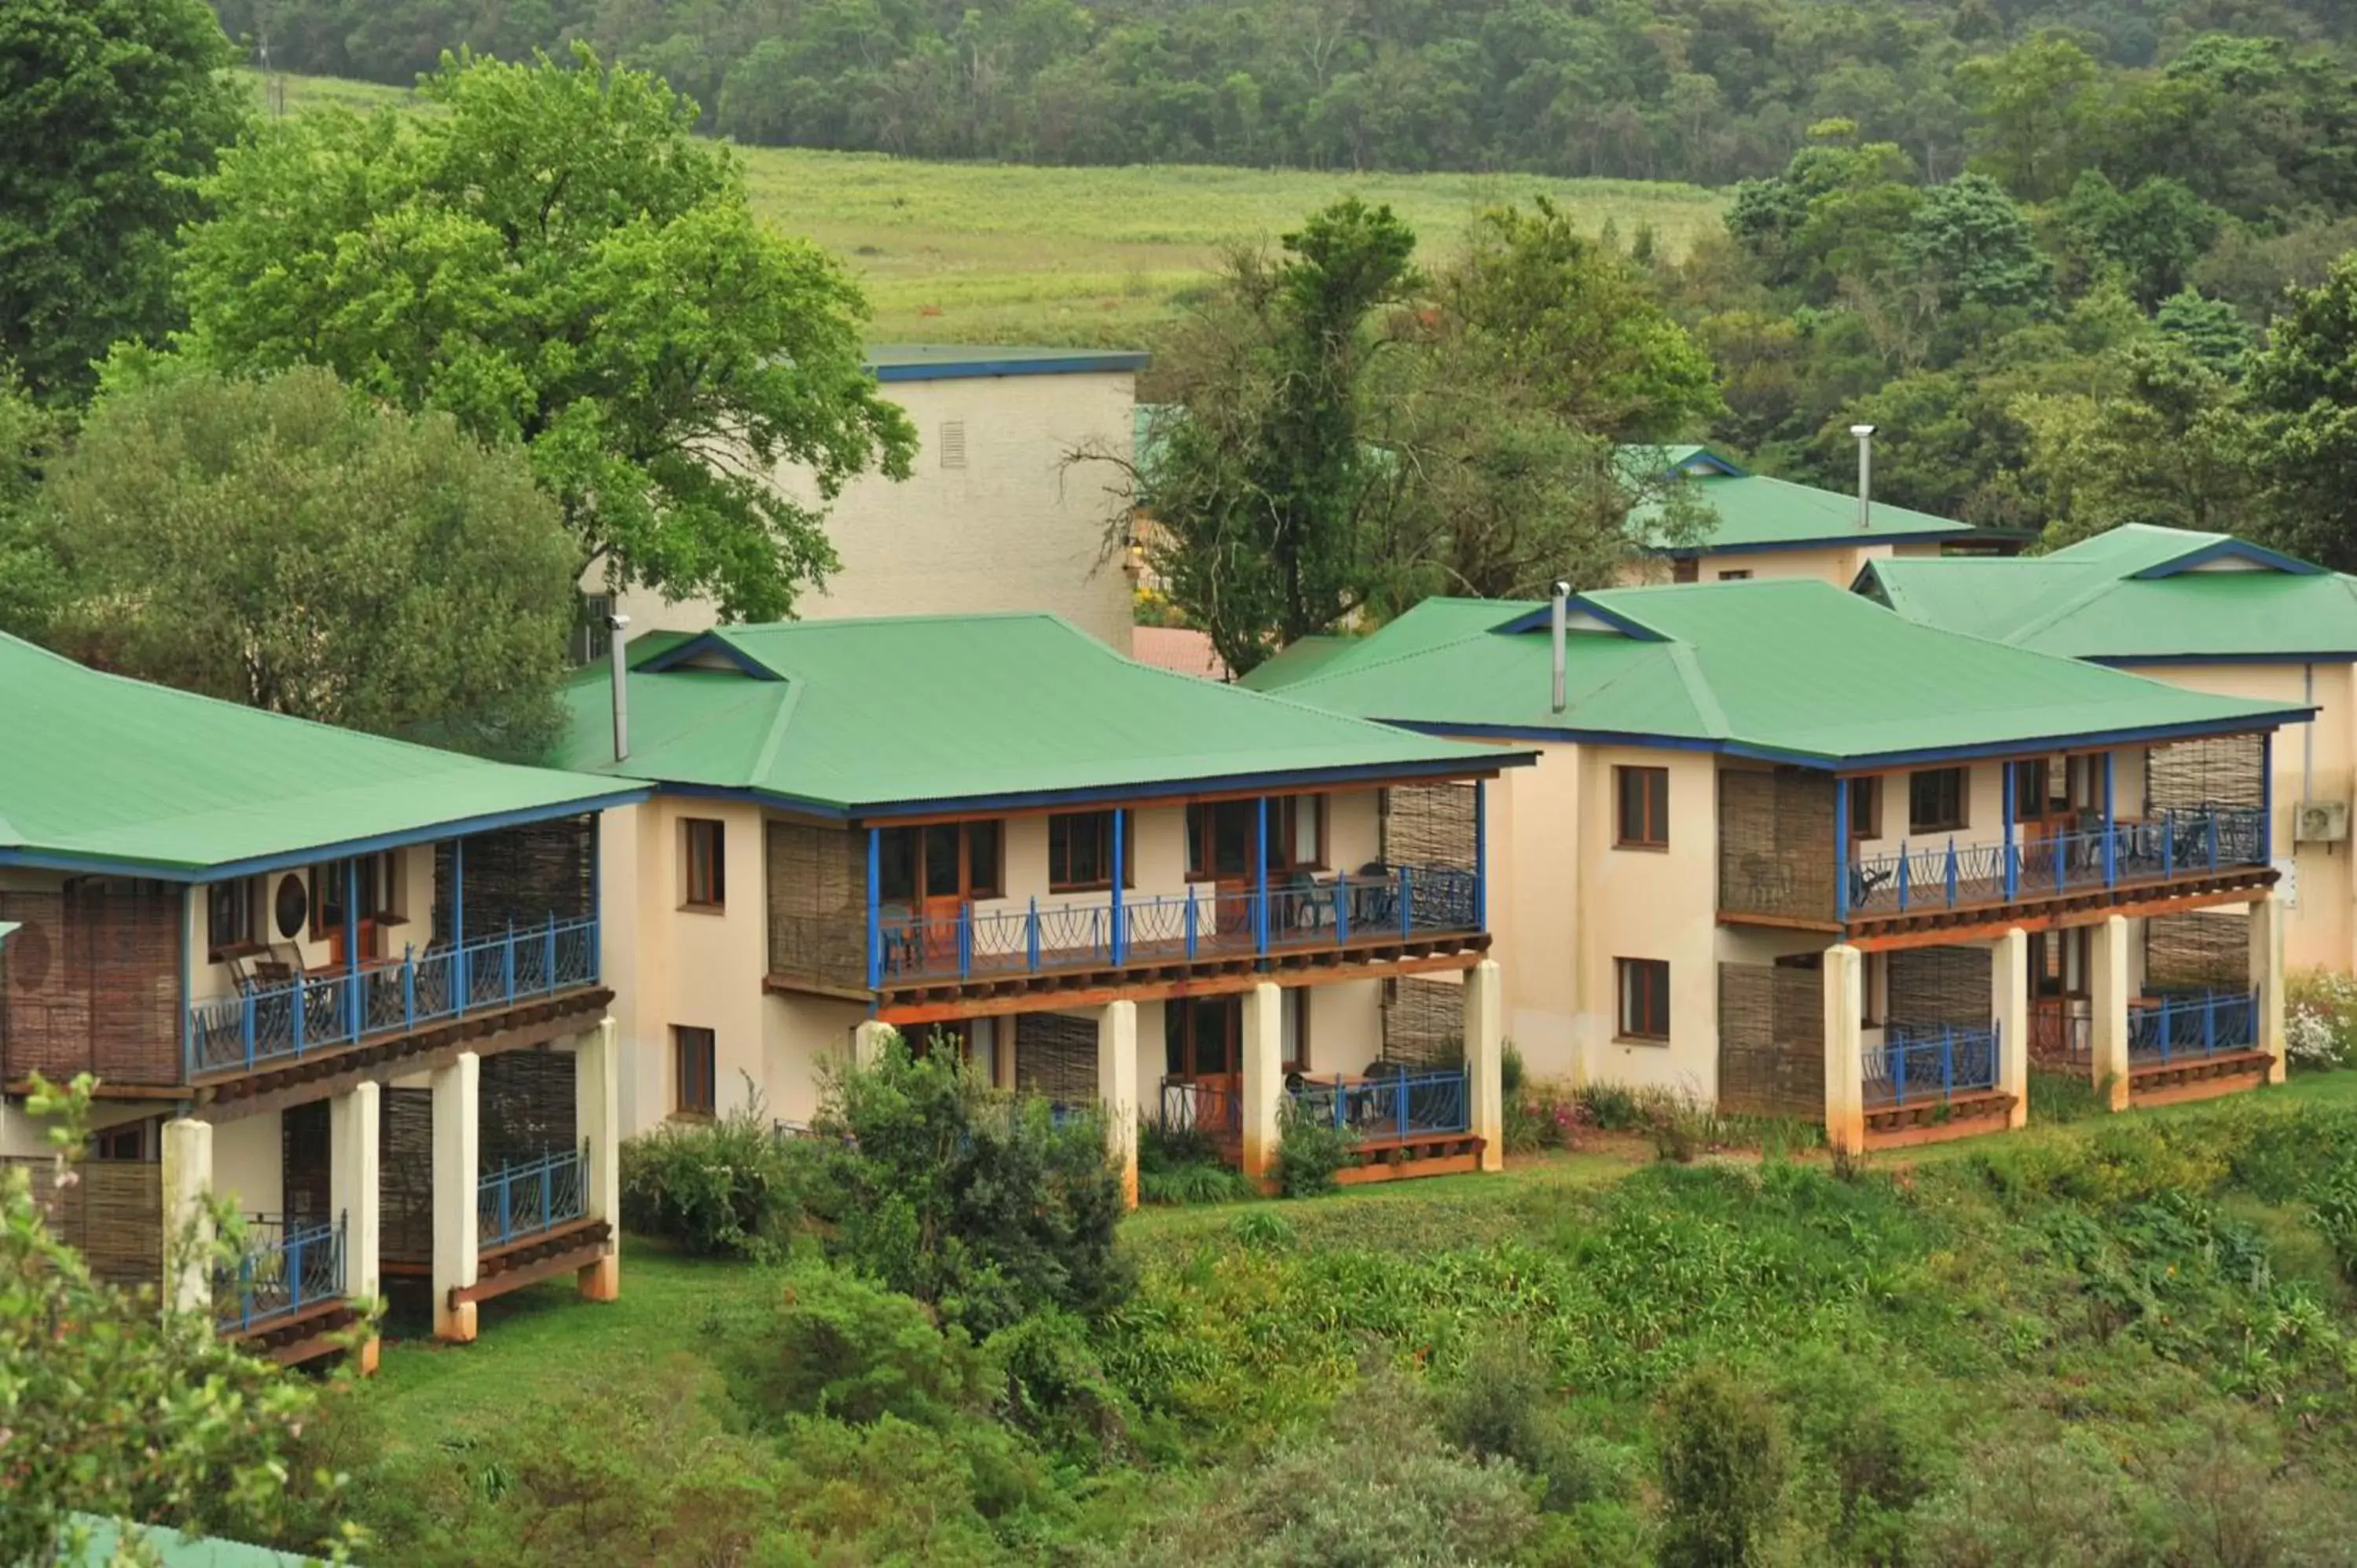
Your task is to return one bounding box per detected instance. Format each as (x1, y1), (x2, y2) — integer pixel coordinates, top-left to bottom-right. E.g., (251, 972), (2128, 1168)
(1850, 423), (1877, 533)
(608, 611), (632, 763)
(1550, 582), (1570, 715)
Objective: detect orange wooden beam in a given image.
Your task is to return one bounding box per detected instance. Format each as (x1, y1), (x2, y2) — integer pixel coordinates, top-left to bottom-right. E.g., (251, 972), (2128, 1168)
(879, 951), (1479, 1025)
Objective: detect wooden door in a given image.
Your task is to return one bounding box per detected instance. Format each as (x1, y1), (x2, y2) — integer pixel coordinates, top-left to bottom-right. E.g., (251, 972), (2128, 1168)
(1164, 996), (1242, 1143)
(918, 822), (966, 960)
(1192, 803), (1259, 936)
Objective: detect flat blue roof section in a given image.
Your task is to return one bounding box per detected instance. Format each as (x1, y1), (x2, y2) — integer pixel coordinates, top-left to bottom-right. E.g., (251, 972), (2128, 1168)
(866, 344), (1150, 381)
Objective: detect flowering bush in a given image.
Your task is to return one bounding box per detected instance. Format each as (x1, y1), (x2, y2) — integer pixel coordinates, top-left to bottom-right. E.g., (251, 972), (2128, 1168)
(2286, 969), (2357, 1071)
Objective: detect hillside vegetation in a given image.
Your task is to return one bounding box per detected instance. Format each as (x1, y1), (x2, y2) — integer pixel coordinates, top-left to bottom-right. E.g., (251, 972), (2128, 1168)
(251, 71), (1721, 346)
(217, 0), (2354, 185)
(289, 1078), (2357, 1566)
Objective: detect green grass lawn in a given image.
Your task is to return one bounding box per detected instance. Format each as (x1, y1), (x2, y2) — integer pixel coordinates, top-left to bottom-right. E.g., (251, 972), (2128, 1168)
(246, 70), (1725, 348)
(365, 1070), (2357, 1455)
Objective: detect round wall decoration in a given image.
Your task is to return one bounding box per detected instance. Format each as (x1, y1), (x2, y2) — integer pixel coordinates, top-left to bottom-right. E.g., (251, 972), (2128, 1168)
(274, 874), (308, 940)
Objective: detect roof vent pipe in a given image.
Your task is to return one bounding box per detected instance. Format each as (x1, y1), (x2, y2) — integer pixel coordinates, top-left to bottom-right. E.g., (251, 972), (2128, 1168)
(608, 610), (632, 764)
(1850, 423), (1877, 533)
(1550, 581), (1570, 715)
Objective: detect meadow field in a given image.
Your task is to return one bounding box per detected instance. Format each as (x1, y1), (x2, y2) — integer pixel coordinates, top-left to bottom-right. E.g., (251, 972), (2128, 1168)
(256, 71), (1727, 347)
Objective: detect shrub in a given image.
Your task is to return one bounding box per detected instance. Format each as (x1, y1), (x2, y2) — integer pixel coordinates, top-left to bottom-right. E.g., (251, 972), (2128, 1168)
(818, 1033), (1133, 1335)
(1441, 1335), (1632, 1515)
(1139, 1119), (1255, 1205)
(1657, 1363), (1790, 1568)
(2310, 1160), (2357, 1285)
(1274, 1096), (1357, 1197)
(1579, 1081), (1645, 1131)
(2027, 1066), (2106, 1124)
(990, 1308), (1135, 1463)
(1503, 1044), (1588, 1155)
(618, 1090), (817, 1256)
(2287, 969), (2357, 1071)
(720, 1261), (993, 1431)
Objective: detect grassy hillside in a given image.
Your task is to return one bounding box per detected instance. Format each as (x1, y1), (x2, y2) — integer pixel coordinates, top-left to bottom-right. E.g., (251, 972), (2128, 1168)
(292, 1075), (2357, 1565)
(248, 71), (1725, 348)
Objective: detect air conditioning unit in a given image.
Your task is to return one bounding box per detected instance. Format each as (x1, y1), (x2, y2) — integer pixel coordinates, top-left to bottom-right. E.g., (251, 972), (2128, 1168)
(2295, 800), (2348, 844)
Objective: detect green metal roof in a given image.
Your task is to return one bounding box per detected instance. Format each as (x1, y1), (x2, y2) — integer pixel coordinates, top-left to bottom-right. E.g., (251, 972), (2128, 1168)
(1629, 464), (1979, 555)
(62, 1514), (317, 1566)
(1859, 524), (2357, 662)
(551, 613), (1522, 813)
(867, 344), (1149, 381)
(0, 632), (643, 879)
(0, 920), (17, 944)
(1251, 580), (2306, 768)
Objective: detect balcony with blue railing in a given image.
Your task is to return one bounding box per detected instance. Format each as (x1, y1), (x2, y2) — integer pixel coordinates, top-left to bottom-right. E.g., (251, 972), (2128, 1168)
(2129, 990), (2258, 1067)
(1865, 1022), (2001, 1108)
(1287, 1064), (1472, 1144)
(1846, 805), (2267, 922)
(185, 915), (600, 1080)
(873, 863), (1482, 988)
(214, 1213), (346, 1337)
(478, 1144), (590, 1251)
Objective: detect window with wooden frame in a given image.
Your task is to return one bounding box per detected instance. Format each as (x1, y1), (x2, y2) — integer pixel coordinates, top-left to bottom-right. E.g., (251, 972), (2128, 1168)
(1846, 777), (1881, 840)
(88, 1118), (156, 1163)
(1272, 794), (1325, 871)
(1048, 811), (1136, 892)
(673, 1026), (717, 1116)
(1907, 768), (1968, 834)
(683, 819), (727, 910)
(308, 852), (400, 940)
(1616, 958), (1671, 1042)
(1672, 559), (1699, 584)
(1185, 796), (1326, 878)
(1615, 766), (1670, 848)
(206, 877), (258, 960)
(1716, 569), (1753, 581)
(877, 820), (1004, 903)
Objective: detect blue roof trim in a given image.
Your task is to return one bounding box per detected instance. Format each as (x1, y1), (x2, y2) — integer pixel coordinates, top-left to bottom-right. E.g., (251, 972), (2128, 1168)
(2132, 537), (2323, 579)
(1380, 711), (2313, 772)
(636, 632), (786, 680)
(2091, 652), (2357, 667)
(870, 352), (1151, 383)
(1673, 449), (1749, 477)
(1491, 599), (1670, 640)
(0, 789), (651, 883)
(1655, 528), (1972, 560)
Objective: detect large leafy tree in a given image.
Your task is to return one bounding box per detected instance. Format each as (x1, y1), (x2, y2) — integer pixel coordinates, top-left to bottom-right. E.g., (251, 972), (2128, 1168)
(2239, 253), (2357, 573)
(31, 365), (579, 755)
(1143, 200), (1420, 676)
(173, 46), (915, 621)
(2016, 339), (2254, 550)
(0, 0), (250, 404)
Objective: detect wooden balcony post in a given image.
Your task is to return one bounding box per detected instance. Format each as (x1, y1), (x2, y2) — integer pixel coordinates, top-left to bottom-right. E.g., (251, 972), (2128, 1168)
(329, 1081), (382, 1373)
(1822, 945), (1865, 1155)
(2251, 890), (2286, 1085)
(431, 1051), (480, 1342)
(576, 1015), (622, 1301)
(160, 1117), (214, 1322)
(2089, 914), (2132, 1112)
(1464, 958), (1504, 1172)
(1096, 1000), (1138, 1211)
(1990, 928), (2029, 1129)
(1239, 981), (1284, 1187)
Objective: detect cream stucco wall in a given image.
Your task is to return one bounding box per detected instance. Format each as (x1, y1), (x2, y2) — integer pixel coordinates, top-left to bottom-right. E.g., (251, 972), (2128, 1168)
(2119, 660), (2353, 976)
(1619, 538), (1946, 591)
(608, 369), (1136, 650)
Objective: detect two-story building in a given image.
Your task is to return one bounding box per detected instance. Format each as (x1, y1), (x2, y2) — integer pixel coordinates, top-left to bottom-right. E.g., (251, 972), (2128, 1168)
(603, 345), (1146, 654)
(0, 633), (643, 1365)
(1248, 580), (2308, 1149)
(1621, 445), (2012, 587)
(552, 612), (1527, 1197)
(1860, 525), (2357, 976)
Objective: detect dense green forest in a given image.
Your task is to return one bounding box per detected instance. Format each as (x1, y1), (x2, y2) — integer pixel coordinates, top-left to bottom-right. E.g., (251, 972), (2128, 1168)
(213, 0), (2355, 181)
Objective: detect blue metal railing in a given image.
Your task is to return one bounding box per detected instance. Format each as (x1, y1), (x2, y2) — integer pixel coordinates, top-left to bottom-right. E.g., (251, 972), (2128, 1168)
(185, 915), (599, 1078)
(2129, 990), (2259, 1065)
(478, 1143), (590, 1251)
(877, 865), (1479, 985)
(1286, 1065), (1472, 1140)
(1866, 1022), (2000, 1107)
(1849, 805), (2265, 918)
(214, 1213), (346, 1335)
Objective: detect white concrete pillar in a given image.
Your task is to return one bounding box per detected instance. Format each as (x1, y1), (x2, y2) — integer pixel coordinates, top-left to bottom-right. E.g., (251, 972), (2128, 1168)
(1097, 1001), (1138, 1210)
(2090, 914), (2132, 1112)
(431, 1051), (481, 1342)
(1464, 959), (1505, 1172)
(577, 1017), (622, 1301)
(328, 1082), (382, 1373)
(160, 1118), (214, 1321)
(2251, 891), (2286, 1085)
(1823, 945), (1865, 1154)
(1991, 929), (2030, 1130)
(1239, 982), (1285, 1187)
(852, 1020), (897, 1070)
